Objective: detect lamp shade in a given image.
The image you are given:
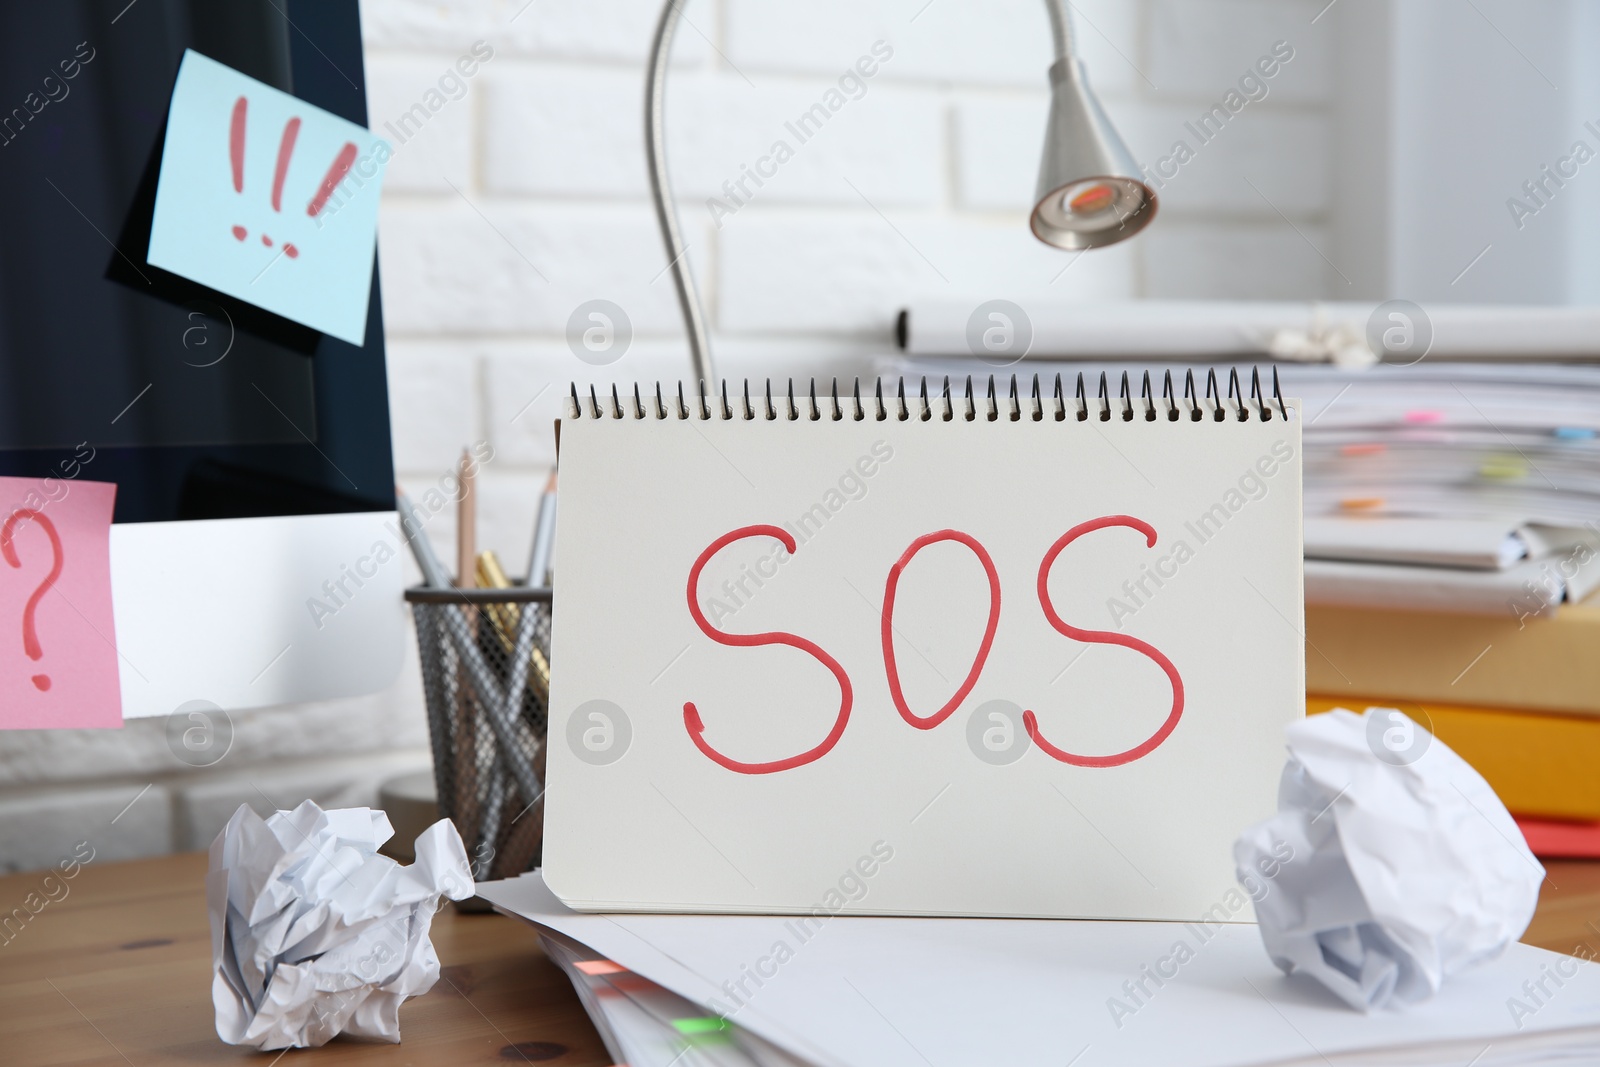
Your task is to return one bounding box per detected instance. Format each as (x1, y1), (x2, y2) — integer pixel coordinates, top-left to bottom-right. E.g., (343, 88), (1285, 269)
(1031, 57), (1157, 250)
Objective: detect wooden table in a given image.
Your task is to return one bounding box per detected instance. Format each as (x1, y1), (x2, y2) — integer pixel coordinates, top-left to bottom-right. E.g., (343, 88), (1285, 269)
(0, 853), (611, 1066)
(2, 853), (1597, 1066)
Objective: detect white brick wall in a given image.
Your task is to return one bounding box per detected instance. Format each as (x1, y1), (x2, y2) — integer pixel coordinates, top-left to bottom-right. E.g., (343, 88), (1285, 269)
(0, 0), (1338, 873)
(1148, 0), (1331, 103)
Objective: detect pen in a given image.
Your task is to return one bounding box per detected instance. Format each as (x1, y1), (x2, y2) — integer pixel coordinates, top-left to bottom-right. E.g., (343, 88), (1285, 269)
(476, 550), (518, 641)
(478, 550), (552, 705)
(475, 750), (508, 880)
(399, 485), (486, 869)
(494, 737), (545, 878)
(396, 487), (451, 587)
(399, 487), (540, 852)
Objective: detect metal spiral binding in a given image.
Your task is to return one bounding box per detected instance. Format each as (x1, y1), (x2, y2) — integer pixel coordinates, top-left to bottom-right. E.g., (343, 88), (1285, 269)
(567, 368), (1289, 423)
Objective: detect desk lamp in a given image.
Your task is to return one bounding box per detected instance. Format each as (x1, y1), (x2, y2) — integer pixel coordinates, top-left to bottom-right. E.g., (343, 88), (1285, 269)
(645, 0), (1155, 384)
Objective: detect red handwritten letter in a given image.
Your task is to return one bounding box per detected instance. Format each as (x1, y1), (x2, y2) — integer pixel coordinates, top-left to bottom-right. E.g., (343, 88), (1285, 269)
(684, 525), (852, 774)
(882, 530), (1001, 729)
(1024, 515), (1185, 767)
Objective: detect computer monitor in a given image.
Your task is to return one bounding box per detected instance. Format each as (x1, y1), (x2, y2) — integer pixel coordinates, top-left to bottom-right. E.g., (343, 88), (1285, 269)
(0, 1), (405, 718)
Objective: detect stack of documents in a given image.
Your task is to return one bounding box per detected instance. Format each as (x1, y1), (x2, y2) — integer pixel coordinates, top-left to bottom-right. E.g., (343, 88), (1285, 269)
(538, 927), (808, 1067)
(884, 357), (1600, 617)
(1300, 516), (1600, 618)
(1289, 362), (1600, 617)
(480, 872), (1600, 1067)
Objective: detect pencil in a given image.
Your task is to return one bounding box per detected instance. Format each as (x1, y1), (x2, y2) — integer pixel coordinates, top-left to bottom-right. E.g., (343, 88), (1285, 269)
(456, 448), (477, 588)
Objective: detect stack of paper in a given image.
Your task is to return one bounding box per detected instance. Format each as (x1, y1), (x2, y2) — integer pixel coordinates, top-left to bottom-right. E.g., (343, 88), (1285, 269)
(884, 357), (1600, 617)
(1287, 362), (1600, 617)
(538, 928), (808, 1067)
(479, 872), (1600, 1067)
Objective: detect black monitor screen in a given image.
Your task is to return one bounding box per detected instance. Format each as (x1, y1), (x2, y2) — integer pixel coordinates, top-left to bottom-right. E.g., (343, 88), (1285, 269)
(0, 0), (393, 522)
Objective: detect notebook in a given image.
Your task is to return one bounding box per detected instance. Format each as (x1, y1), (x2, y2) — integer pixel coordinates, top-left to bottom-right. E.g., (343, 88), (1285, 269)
(479, 871), (1600, 1067)
(545, 373), (1304, 920)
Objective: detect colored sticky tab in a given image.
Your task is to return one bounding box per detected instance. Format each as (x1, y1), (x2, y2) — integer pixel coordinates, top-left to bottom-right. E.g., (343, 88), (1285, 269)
(574, 959), (627, 976)
(1404, 410), (1443, 424)
(1480, 458), (1527, 480)
(672, 1017), (730, 1035)
(0, 479), (121, 729)
(147, 50), (388, 346)
(1555, 427), (1596, 440)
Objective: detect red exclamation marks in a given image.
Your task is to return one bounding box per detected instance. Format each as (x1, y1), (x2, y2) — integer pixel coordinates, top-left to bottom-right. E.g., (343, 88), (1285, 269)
(230, 97), (246, 192)
(230, 96), (248, 241)
(271, 116), (301, 255)
(272, 117), (300, 212)
(307, 142), (358, 220)
(227, 95), (357, 259)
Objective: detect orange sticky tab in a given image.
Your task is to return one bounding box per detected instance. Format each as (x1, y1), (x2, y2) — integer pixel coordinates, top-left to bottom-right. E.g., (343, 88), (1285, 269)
(1340, 443), (1385, 456)
(575, 959), (627, 976)
(1340, 497), (1384, 511)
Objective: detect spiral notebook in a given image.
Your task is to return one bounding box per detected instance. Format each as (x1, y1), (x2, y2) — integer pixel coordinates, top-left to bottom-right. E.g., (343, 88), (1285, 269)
(545, 372), (1305, 920)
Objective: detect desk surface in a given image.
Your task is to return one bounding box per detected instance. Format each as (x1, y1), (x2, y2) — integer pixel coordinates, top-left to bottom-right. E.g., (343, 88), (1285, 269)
(1, 852), (1597, 1066)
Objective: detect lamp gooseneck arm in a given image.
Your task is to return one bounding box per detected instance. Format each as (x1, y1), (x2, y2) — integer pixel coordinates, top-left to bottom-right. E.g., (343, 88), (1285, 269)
(645, 0), (1075, 386)
(1043, 0), (1073, 62)
(645, 0), (715, 387)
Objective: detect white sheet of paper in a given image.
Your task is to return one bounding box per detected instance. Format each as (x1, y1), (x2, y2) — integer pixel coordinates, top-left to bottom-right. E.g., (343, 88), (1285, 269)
(478, 872), (1600, 1067)
(546, 392), (1305, 919)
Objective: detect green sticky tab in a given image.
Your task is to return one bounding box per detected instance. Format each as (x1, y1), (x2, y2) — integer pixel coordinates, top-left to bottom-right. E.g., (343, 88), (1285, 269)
(672, 1017), (729, 1035)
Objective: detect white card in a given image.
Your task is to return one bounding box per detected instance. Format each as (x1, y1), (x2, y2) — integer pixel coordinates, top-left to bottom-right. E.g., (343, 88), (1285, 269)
(545, 381), (1304, 920)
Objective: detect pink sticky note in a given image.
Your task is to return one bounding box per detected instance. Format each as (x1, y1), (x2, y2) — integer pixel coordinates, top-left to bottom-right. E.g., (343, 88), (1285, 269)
(0, 478), (121, 729)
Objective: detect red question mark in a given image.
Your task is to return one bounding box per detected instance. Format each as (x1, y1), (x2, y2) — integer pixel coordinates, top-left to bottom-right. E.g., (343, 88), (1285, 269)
(2, 509), (64, 692)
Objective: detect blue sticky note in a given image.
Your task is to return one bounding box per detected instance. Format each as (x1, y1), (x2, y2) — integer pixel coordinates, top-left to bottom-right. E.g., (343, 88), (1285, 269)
(147, 50), (388, 346)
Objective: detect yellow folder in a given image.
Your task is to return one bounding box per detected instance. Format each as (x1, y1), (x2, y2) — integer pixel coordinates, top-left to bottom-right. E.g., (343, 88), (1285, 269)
(1308, 696), (1600, 821)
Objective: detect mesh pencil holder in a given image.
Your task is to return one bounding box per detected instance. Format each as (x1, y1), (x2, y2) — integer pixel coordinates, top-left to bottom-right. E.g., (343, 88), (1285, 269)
(406, 584), (552, 899)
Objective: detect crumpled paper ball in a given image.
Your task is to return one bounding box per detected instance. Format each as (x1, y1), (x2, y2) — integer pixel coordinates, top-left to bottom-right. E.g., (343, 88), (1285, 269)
(1234, 707), (1543, 1011)
(207, 799), (474, 1049)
